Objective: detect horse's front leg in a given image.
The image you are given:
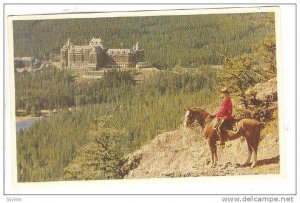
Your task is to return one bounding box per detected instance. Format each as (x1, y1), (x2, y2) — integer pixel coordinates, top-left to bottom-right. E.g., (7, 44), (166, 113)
(244, 137), (252, 166)
(213, 144), (218, 166)
(208, 139), (215, 167)
(208, 138), (217, 168)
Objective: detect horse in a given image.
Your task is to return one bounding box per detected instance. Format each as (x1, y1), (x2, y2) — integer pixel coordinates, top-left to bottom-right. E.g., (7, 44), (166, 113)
(183, 107), (263, 168)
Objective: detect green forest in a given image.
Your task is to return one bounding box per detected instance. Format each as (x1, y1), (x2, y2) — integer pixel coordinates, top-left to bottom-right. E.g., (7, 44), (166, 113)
(15, 12), (276, 182)
(13, 12), (274, 68)
(17, 67), (219, 181)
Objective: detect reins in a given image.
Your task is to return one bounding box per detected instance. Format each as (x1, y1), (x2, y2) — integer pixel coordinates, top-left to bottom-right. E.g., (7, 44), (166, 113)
(204, 116), (215, 127)
(193, 110), (214, 129)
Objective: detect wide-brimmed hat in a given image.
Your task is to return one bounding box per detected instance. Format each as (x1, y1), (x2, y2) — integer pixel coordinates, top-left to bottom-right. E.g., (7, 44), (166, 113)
(220, 87), (229, 94)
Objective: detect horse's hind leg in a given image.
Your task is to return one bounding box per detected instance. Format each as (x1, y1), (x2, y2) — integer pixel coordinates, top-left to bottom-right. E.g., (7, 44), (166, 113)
(244, 137), (252, 166)
(251, 149), (257, 168)
(251, 131), (260, 168)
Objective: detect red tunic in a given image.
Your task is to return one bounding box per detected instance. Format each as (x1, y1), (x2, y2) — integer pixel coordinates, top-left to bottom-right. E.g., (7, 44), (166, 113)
(216, 96), (233, 120)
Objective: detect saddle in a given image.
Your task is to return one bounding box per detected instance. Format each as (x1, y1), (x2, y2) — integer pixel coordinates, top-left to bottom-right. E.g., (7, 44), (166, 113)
(220, 118), (239, 133)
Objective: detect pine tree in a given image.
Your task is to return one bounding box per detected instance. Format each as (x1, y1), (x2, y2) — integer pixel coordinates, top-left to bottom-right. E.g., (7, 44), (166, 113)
(217, 36), (276, 108)
(253, 35), (276, 75)
(64, 117), (127, 180)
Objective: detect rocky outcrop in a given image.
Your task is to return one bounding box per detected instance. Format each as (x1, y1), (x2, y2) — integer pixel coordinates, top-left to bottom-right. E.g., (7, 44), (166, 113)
(245, 77), (277, 101)
(123, 125), (279, 178)
(235, 77), (278, 121)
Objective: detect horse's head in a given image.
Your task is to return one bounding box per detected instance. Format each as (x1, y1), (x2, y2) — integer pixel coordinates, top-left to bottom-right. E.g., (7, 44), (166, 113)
(183, 108), (195, 127)
(183, 107), (211, 128)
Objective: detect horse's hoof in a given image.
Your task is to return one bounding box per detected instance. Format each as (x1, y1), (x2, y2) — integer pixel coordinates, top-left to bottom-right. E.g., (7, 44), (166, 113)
(250, 162), (257, 168)
(210, 163), (216, 168)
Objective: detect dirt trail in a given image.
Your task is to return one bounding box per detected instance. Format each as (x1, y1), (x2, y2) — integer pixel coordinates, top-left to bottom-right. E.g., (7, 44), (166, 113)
(124, 125), (279, 178)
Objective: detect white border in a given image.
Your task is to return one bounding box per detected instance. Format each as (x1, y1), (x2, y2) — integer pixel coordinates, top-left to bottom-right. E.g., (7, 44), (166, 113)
(3, 4), (296, 197)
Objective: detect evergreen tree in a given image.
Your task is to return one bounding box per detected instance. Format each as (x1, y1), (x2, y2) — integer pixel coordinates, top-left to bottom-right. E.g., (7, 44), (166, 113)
(64, 117), (127, 180)
(217, 36), (276, 108)
(253, 35), (276, 75)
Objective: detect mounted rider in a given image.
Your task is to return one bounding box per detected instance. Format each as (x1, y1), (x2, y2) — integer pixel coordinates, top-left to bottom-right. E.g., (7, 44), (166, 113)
(213, 87), (233, 146)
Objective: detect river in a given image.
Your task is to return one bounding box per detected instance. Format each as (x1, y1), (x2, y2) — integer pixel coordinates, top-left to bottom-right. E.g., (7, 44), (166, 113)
(16, 117), (42, 132)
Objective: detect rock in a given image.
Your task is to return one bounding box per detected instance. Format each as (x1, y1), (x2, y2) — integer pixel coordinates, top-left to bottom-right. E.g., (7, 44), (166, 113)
(183, 172), (192, 177)
(122, 153), (143, 176)
(245, 77), (277, 101)
(219, 162), (232, 170)
(204, 158), (211, 166)
(164, 172), (175, 177)
(234, 163), (241, 168)
(225, 162), (232, 167)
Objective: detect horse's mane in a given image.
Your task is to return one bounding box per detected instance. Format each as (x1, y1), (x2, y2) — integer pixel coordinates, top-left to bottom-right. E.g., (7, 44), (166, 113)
(188, 107), (212, 128)
(189, 107), (211, 116)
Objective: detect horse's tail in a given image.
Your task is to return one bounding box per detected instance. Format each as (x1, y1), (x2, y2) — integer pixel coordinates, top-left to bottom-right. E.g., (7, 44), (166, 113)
(255, 130), (260, 151)
(253, 120), (263, 152)
(258, 121), (265, 130)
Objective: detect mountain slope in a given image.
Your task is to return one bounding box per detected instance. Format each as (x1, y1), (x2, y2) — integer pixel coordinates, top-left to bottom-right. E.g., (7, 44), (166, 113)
(123, 123), (279, 178)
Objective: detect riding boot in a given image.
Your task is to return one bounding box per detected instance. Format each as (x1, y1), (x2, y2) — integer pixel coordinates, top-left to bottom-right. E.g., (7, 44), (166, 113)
(217, 130), (225, 146)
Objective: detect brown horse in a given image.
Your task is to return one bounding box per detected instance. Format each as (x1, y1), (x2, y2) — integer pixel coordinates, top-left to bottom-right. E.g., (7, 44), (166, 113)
(183, 107), (263, 168)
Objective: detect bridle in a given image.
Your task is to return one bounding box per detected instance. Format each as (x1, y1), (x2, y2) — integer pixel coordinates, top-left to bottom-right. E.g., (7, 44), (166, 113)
(187, 110), (214, 129)
(189, 122), (201, 128)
